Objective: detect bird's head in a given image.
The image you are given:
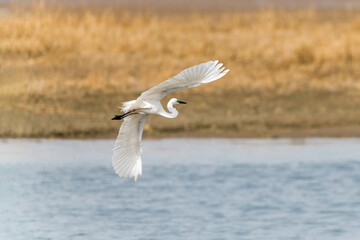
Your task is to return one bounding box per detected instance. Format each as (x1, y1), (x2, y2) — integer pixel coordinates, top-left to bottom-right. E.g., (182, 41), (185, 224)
(171, 98), (187, 105)
(167, 98), (187, 111)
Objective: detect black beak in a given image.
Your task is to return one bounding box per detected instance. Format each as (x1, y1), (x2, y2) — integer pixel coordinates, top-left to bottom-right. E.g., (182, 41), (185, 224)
(178, 100), (187, 104)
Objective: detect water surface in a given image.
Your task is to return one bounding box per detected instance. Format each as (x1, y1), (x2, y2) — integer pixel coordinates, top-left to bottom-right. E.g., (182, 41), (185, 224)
(1, 138), (360, 240)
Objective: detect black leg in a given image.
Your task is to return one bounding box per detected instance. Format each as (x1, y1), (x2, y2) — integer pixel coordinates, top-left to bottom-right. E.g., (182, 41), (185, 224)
(111, 109), (138, 120)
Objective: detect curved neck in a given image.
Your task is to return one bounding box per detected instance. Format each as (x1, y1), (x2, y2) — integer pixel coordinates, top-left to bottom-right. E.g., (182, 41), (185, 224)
(160, 99), (178, 118)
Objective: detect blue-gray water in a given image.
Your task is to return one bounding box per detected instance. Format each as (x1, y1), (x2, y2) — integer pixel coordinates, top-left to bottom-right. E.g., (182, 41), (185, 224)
(1, 138), (360, 240)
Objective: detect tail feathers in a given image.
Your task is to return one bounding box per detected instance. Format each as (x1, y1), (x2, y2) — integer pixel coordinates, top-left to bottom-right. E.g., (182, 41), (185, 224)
(121, 100), (136, 112)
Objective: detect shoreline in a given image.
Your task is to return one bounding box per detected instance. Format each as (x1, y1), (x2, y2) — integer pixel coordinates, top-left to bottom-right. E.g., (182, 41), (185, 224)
(3, 126), (360, 139)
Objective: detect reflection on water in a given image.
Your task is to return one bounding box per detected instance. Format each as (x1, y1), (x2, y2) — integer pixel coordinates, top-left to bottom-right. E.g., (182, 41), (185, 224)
(1, 138), (360, 240)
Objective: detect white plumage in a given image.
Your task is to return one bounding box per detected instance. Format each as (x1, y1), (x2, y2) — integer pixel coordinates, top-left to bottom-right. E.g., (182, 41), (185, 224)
(139, 60), (228, 101)
(112, 60), (229, 181)
(113, 114), (147, 180)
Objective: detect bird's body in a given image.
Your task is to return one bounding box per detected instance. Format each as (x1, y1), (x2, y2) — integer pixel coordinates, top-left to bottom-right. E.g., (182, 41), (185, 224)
(112, 60), (229, 180)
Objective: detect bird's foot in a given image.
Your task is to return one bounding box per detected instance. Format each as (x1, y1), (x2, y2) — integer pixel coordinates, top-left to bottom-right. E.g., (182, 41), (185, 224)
(111, 109), (140, 120)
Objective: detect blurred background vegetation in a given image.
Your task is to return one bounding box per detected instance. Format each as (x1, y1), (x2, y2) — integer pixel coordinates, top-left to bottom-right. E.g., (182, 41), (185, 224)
(1, 1), (360, 138)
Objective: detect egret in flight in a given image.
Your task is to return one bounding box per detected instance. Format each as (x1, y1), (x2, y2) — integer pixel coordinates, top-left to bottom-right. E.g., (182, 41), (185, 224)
(111, 60), (229, 181)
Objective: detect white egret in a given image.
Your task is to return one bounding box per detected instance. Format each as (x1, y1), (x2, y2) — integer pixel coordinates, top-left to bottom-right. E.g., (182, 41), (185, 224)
(111, 60), (229, 181)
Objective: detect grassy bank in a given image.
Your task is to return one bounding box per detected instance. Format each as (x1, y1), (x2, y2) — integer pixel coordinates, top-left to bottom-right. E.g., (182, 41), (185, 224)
(1, 6), (360, 138)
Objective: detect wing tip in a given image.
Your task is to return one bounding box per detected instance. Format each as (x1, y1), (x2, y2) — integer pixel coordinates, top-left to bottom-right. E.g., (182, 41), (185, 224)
(114, 167), (143, 181)
(112, 156), (143, 181)
(201, 60), (229, 83)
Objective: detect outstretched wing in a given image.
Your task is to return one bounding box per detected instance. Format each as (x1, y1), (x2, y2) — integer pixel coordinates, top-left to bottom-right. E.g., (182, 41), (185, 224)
(112, 114), (148, 181)
(139, 60), (229, 101)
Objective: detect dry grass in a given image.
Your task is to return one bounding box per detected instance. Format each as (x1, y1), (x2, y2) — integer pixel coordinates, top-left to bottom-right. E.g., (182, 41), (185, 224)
(1, 5), (360, 138)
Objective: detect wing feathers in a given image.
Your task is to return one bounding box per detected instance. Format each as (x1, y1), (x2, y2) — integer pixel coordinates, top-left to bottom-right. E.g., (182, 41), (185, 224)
(112, 114), (148, 181)
(139, 60), (229, 101)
